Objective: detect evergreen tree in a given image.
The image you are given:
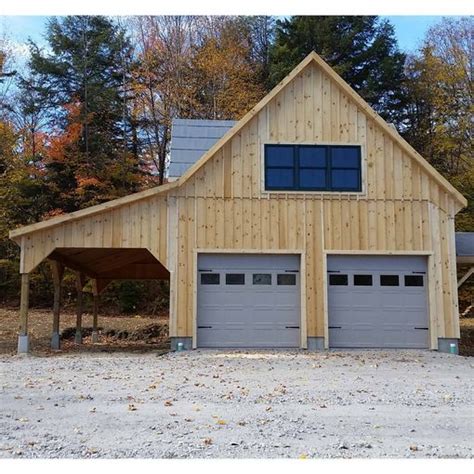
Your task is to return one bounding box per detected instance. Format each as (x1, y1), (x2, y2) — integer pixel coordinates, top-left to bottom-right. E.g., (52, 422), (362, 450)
(269, 16), (407, 124)
(25, 16), (144, 211)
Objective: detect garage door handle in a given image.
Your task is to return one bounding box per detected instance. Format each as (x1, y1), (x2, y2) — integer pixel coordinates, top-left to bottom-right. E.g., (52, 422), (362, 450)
(329, 326), (342, 329)
(285, 326), (300, 329)
(414, 327), (428, 330)
(198, 326), (213, 329)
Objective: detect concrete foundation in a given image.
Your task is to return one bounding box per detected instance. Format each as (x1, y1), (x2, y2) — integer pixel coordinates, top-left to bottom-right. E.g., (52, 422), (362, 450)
(51, 332), (60, 350)
(307, 337), (325, 351)
(17, 335), (30, 354)
(91, 331), (99, 344)
(75, 331), (82, 344)
(438, 338), (459, 355)
(171, 337), (193, 351)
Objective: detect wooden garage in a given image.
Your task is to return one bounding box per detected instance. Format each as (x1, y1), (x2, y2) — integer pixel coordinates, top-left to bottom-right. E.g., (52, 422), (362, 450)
(10, 52), (467, 353)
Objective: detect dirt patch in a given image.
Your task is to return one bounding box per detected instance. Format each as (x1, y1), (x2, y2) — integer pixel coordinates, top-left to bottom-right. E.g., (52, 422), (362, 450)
(0, 307), (169, 355)
(460, 317), (474, 357)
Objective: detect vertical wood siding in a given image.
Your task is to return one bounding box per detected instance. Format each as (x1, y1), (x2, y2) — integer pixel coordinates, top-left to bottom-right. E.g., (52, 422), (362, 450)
(171, 62), (460, 342)
(19, 61), (461, 344)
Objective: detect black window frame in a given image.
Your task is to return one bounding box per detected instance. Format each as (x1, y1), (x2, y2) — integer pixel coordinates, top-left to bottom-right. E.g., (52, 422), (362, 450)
(264, 144), (362, 192)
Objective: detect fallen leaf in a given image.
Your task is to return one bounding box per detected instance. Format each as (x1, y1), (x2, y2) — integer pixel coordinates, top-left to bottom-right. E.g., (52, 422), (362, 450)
(164, 400), (173, 406)
(216, 419), (227, 425)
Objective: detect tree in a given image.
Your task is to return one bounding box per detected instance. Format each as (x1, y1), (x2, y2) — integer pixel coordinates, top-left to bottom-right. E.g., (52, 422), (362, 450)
(190, 16), (265, 120)
(130, 15), (198, 184)
(403, 17), (473, 231)
(25, 16), (145, 211)
(269, 16), (407, 124)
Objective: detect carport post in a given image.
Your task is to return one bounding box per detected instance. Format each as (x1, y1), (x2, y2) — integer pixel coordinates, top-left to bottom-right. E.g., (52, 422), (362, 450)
(75, 272), (86, 344)
(50, 261), (64, 350)
(17, 273), (30, 354)
(91, 280), (99, 344)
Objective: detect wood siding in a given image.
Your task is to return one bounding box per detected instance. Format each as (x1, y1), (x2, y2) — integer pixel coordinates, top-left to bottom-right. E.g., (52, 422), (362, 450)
(170, 62), (460, 344)
(20, 195), (169, 275)
(15, 59), (462, 346)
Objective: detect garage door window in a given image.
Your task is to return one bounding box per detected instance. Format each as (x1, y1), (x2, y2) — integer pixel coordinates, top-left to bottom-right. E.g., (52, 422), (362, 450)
(253, 274), (272, 285)
(329, 274), (348, 285)
(277, 274), (296, 285)
(201, 273), (220, 285)
(354, 274), (373, 286)
(405, 275), (424, 287)
(226, 273), (245, 285)
(380, 275), (399, 286)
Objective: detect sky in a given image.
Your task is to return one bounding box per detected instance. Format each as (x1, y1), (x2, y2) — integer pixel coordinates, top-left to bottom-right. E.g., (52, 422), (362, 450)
(1, 15), (448, 57)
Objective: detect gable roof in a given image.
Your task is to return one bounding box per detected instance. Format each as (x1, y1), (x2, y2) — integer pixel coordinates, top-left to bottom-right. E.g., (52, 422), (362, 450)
(168, 119), (236, 179)
(10, 52), (467, 240)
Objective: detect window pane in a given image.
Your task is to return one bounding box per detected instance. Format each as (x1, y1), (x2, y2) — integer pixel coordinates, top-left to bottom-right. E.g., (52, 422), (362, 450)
(277, 274), (296, 285)
(329, 274), (348, 286)
(266, 168), (294, 189)
(331, 146), (360, 168)
(201, 273), (219, 285)
(253, 273), (272, 285)
(226, 273), (245, 285)
(299, 146), (326, 167)
(299, 169), (326, 189)
(380, 275), (399, 286)
(405, 275), (424, 287)
(265, 145), (294, 167)
(354, 274), (373, 286)
(331, 169), (360, 190)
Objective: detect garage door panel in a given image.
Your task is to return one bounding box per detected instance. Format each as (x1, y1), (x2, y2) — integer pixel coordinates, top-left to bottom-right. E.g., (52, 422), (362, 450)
(328, 255), (429, 349)
(198, 254), (300, 348)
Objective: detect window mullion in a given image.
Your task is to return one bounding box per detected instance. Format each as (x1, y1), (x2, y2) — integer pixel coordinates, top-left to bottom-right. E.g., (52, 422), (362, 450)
(326, 146), (331, 191)
(294, 145), (299, 190)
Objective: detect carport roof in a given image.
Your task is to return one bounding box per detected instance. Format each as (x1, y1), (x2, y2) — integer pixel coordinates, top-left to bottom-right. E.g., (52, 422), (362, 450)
(48, 248), (170, 280)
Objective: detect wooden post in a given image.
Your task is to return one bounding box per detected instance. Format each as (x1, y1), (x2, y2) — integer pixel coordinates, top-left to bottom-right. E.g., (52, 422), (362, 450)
(18, 273), (30, 353)
(91, 279), (99, 344)
(75, 272), (86, 344)
(50, 261), (64, 350)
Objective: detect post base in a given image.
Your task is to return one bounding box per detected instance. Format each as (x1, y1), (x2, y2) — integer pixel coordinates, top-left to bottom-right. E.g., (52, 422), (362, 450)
(51, 332), (61, 350)
(437, 338), (459, 355)
(170, 337), (192, 351)
(91, 331), (99, 344)
(17, 335), (30, 354)
(75, 331), (82, 344)
(307, 337), (325, 351)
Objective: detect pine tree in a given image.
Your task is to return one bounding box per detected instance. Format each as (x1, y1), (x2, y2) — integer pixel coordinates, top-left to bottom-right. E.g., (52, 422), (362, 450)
(269, 16), (407, 124)
(25, 16), (145, 211)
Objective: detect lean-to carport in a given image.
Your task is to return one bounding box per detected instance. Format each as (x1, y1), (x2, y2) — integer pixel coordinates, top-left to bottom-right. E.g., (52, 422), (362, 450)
(9, 184), (175, 353)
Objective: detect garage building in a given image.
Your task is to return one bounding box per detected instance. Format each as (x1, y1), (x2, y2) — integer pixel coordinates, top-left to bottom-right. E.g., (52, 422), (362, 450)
(10, 52), (467, 353)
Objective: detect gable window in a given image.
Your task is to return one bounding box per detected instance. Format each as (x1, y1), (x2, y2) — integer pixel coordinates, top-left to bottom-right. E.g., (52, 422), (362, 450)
(264, 144), (362, 192)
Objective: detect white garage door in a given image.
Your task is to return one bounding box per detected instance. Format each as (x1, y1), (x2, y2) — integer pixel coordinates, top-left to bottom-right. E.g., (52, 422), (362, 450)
(197, 254), (300, 348)
(328, 255), (429, 348)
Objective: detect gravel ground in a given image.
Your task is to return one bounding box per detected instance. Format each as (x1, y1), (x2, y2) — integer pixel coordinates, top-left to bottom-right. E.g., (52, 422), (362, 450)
(0, 349), (473, 458)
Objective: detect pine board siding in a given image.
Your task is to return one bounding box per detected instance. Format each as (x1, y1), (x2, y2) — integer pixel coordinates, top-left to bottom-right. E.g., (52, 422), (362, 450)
(20, 195), (169, 275)
(169, 61), (461, 344)
(10, 53), (465, 349)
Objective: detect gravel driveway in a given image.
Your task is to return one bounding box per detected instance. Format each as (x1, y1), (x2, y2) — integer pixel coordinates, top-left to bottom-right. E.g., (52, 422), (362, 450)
(1, 349), (473, 458)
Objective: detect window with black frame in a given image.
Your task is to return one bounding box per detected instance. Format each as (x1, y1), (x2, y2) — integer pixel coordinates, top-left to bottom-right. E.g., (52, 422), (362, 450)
(264, 144), (362, 192)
